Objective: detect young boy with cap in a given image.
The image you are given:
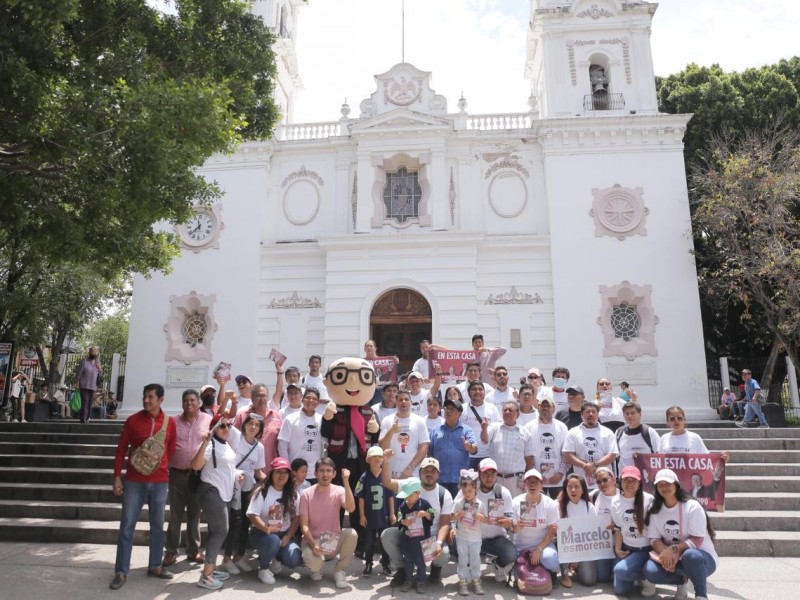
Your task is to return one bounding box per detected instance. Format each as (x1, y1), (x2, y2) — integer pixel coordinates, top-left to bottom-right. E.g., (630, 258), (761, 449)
(355, 446), (395, 577)
(396, 478), (434, 593)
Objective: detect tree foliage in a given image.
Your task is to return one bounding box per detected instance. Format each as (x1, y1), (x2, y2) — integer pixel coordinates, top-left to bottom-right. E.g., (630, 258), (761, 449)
(657, 60), (800, 362)
(691, 126), (800, 372)
(0, 0), (279, 340)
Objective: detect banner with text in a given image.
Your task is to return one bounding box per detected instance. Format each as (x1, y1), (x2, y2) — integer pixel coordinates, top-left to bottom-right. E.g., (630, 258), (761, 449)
(370, 356), (399, 385)
(556, 515), (615, 562)
(633, 453), (726, 512)
(429, 350), (477, 384)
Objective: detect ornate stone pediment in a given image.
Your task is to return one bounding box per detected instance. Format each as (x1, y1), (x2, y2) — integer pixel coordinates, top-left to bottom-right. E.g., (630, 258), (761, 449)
(358, 62), (448, 119)
(349, 107), (452, 136)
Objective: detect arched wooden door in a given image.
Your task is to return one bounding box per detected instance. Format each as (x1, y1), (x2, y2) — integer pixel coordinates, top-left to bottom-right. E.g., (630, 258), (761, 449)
(370, 289), (432, 375)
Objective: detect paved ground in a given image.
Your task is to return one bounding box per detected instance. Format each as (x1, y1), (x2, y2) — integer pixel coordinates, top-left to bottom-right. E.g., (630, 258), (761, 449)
(0, 542), (794, 600)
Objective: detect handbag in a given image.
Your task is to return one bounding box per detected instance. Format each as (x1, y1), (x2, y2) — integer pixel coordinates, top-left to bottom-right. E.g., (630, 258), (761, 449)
(69, 391), (82, 413)
(129, 414), (170, 476)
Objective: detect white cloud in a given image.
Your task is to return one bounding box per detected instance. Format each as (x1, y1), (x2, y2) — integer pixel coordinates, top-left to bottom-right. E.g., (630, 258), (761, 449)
(292, 0), (800, 123)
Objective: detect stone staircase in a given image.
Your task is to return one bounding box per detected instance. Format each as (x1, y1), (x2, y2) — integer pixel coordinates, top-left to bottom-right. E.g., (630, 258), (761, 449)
(0, 420), (798, 554)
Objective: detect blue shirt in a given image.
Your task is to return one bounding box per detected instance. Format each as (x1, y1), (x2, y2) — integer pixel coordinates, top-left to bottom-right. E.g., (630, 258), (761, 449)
(744, 378), (761, 402)
(428, 421), (476, 484)
(354, 470), (394, 529)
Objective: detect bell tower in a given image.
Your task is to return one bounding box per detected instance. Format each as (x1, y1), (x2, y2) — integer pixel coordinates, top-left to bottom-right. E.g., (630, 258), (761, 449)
(526, 0), (659, 119)
(250, 0), (308, 124)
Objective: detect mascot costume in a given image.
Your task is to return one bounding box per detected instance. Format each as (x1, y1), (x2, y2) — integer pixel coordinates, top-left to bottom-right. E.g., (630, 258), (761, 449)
(322, 357), (381, 552)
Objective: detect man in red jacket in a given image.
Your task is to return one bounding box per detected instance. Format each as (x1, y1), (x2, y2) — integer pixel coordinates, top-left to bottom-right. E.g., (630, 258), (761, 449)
(110, 383), (177, 590)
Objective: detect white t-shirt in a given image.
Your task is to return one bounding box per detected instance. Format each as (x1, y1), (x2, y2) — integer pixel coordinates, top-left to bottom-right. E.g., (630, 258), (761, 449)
(277, 411), (323, 474)
(525, 419), (569, 488)
(512, 493), (559, 550)
(377, 404), (397, 423)
(302, 374), (329, 400)
(426, 415), (444, 436)
(593, 490), (618, 526)
(237, 394), (252, 411)
(611, 492), (654, 548)
(565, 499), (597, 518)
(229, 427), (266, 489)
(455, 484), (514, 539)
(201, 436), (237, 501)
(456, 381), (496, 404)
(597, 394), (626, 423)
(397, 479), (454, 534)
(279, 404), (302, 418)
(562, 423), (619, 489)
(659, 431), (708, 454)
(539, 387), (568, 412)
(410, 389), (431, 416)
(646, 499), (718, 568)
(617, 426), (663, 469)
(412, 357), (430, 379)
(379, 413), (429, 476)
(452, 497), (487, 542)
(517, 410), (538, 428)
(459, 401), (502, 459)
(247, 485), (295, 532)
(490, 387), (516, 409)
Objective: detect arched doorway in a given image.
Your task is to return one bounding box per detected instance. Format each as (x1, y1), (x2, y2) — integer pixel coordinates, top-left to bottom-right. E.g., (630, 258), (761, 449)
(370, 288), (432, 375)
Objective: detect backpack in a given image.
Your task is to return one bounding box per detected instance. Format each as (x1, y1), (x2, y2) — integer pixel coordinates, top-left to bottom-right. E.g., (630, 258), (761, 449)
(510, 548), (553, 595)
(129, 414), (170, 476)
(615, 424), (655, 475)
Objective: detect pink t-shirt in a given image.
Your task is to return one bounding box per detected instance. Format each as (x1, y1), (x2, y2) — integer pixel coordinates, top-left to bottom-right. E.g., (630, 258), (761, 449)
(298, 483), (346, 539)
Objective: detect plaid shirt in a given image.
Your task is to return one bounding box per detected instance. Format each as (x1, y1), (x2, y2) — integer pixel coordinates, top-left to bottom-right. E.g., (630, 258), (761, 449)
(485, 422), (533, 474)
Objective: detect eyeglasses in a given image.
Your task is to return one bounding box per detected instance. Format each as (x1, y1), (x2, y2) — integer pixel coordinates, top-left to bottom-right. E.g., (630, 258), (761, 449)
(502, 408), (517, 413)
(668, 415), (685, 422)
(598, 382), (611, 387)
(217, 423), (231, 430)
(597, 478), (612, 484)
(527, 375), (540, 380)
(495, 372), (508, 377)
(326, 366), (375, 386)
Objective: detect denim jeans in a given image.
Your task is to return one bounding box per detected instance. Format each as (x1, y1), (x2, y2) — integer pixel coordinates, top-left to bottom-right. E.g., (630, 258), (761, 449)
(613, 546), (652, 594)
(573, 557), (612, 585)
(521, 541), (560, 573)
(644, 548), (717, 598)
(381, 526), (450, 571)
(456, 537), (482, 581)
(114, 480), (168, 575)
(743, 400), (768, 427)
(248, 529), (302, 570)
(480, 534), (517, 568)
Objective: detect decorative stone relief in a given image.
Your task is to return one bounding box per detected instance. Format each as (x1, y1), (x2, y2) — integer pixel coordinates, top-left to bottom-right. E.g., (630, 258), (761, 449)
(283, 179), (320, 225)
(488, 171), (528, 218)
(281, 165), (324, 188)
(164, 291), (217, 364)
(449, 167), (456, 225)
(267, 291), (322, 309)
(484, 157), (529, 180)
(351, 172), (358, 229)
(597, 281), (658, 360)
(566, 40), (597, 86)
(576, 4), (614, 20)
(589, 184), (648, 240)
(486, 287), (543, 305)
(359, 63), (448, 118)
(371, 153), (432, 229)
(601, 38), (632, 83)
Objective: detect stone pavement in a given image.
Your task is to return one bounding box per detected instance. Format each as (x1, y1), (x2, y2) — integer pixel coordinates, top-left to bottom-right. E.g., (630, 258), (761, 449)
(0, 542), (794, 600)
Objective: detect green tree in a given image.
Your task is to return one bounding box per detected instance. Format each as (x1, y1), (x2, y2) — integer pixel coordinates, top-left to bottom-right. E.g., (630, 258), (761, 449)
(0, 0), (279, 340)
(80, 308), (131, 367)
(690, 126), (800, 373)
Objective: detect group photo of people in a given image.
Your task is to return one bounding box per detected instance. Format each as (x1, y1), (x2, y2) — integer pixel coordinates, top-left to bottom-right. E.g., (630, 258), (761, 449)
(110, 337), (733, 600)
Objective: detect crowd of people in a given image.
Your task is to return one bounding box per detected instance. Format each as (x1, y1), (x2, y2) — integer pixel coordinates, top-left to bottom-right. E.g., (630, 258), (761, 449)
(109, 338), (736, 600)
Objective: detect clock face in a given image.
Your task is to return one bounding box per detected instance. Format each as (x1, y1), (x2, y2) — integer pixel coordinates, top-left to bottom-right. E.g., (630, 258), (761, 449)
(186, 212), (214, 241)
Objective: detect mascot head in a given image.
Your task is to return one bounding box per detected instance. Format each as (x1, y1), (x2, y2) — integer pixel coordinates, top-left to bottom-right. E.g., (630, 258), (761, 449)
(324, 357), (376, 407)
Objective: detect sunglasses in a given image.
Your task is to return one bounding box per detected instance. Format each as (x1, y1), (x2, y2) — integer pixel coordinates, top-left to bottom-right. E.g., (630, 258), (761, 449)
(597, 477), (612, 484)
(527, 375), (540, 379)
(668, 415), (685, 422)
(216, 423), (231, 430)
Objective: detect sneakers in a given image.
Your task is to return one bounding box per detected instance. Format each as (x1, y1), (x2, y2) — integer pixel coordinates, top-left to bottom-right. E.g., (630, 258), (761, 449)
(560, 569), (574, 588)
(641, 579), (657, 597)
(400, 580), (414, 592)
(309, 570), (323, 581)
(416, 580), (427, 594)
(390, 568), (406, 587)
(674, 583), (688, 600)
(257, 568), (276, 584)
(221, 558), (241, 575)
(428, 564), (442, 583)
(269, 560), (283, 575)
(458, 579), (470, 596)
(109, 574), (126, 590)
(758, 424), (770, 429)
(380, 558), (394, 576)
(198, 574), (224, 590)
(211, 570), (231, 581)
(495, 562), (512, 583)
(735, 421), (747, 428)
(235, 557), (254, 572)
(362, 563), (373, 577)
(472, 578), (485, 595)
(334, 570), (349, 589)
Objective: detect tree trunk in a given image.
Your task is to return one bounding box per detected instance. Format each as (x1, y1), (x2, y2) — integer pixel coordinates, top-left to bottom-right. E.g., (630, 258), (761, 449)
(761, 335), (782, 390)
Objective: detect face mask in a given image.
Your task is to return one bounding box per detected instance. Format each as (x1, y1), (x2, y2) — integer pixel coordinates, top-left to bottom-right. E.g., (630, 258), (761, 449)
(202, 395), (215, 406)
(553, 377), (567, 389)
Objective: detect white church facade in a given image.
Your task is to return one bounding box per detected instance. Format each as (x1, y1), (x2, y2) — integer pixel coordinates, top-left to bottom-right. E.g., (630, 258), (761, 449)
(126, 0), (711, 418)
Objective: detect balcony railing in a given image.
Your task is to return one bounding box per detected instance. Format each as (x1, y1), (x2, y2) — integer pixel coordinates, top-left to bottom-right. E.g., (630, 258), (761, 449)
(583, 92), (625, 111)
(276, 121), (345, 141)
(465, 113), (532, 131)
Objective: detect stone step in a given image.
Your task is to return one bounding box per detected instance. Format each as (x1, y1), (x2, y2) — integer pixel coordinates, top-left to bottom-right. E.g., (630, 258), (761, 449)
(713, 531), (800, 557)
(726, 449), (800, 463)
(0, 467), (112, 485)
(0, 431), (120, 445)
(0, 483), (117, 503)
(725, 462), (800, 476)
(706, 438), (800, 450)
(0, 499), (171, 522)
(724, 475), (800, 493)
(680, 427), (800, 439)
(0, 442), (117, 456)
(722, 492), (800, 511)
(709, 511), (800, 532)
(0, 421), (123, 434)
(0, 454), (114, 469)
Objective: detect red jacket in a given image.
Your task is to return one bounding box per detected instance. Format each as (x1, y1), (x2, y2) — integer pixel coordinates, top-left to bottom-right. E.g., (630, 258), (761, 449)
(114, 409), (177, 483)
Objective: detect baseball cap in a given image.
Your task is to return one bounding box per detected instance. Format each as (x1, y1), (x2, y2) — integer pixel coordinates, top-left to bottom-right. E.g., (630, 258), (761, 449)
(408, 371), (424, 380)
(596, 466), (615, 478)
(566, 385), (585, 396)
(366, 446), (384, 459)
(527, 368), (542, 377)
(654, 469), (679, 485)
(443, 397), (463, 412)
(396, 478), (422, 499)
(740, 369), (752, 374)
(286, 383), (302, 392)
(479, 458), (498, 472)
(523, 468), (542, 481)
(200, 384), (216, 394)
(538, 397), (554, 406)
(235, 374), (252, 385)
(620, 466), (641, 481)
(419, 457), (440, 471)
(271, 457), (292, 471)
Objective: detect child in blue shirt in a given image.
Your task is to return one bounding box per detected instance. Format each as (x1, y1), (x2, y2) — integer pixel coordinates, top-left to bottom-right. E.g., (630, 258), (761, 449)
(355, 446), (395, 576)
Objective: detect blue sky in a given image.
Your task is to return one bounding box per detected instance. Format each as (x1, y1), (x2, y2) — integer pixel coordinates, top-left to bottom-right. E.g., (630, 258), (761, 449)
(291, 0), (800, 122)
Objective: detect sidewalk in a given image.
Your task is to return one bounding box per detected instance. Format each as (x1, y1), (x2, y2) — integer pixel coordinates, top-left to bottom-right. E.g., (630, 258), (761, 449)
(0, 541), (794, 599)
